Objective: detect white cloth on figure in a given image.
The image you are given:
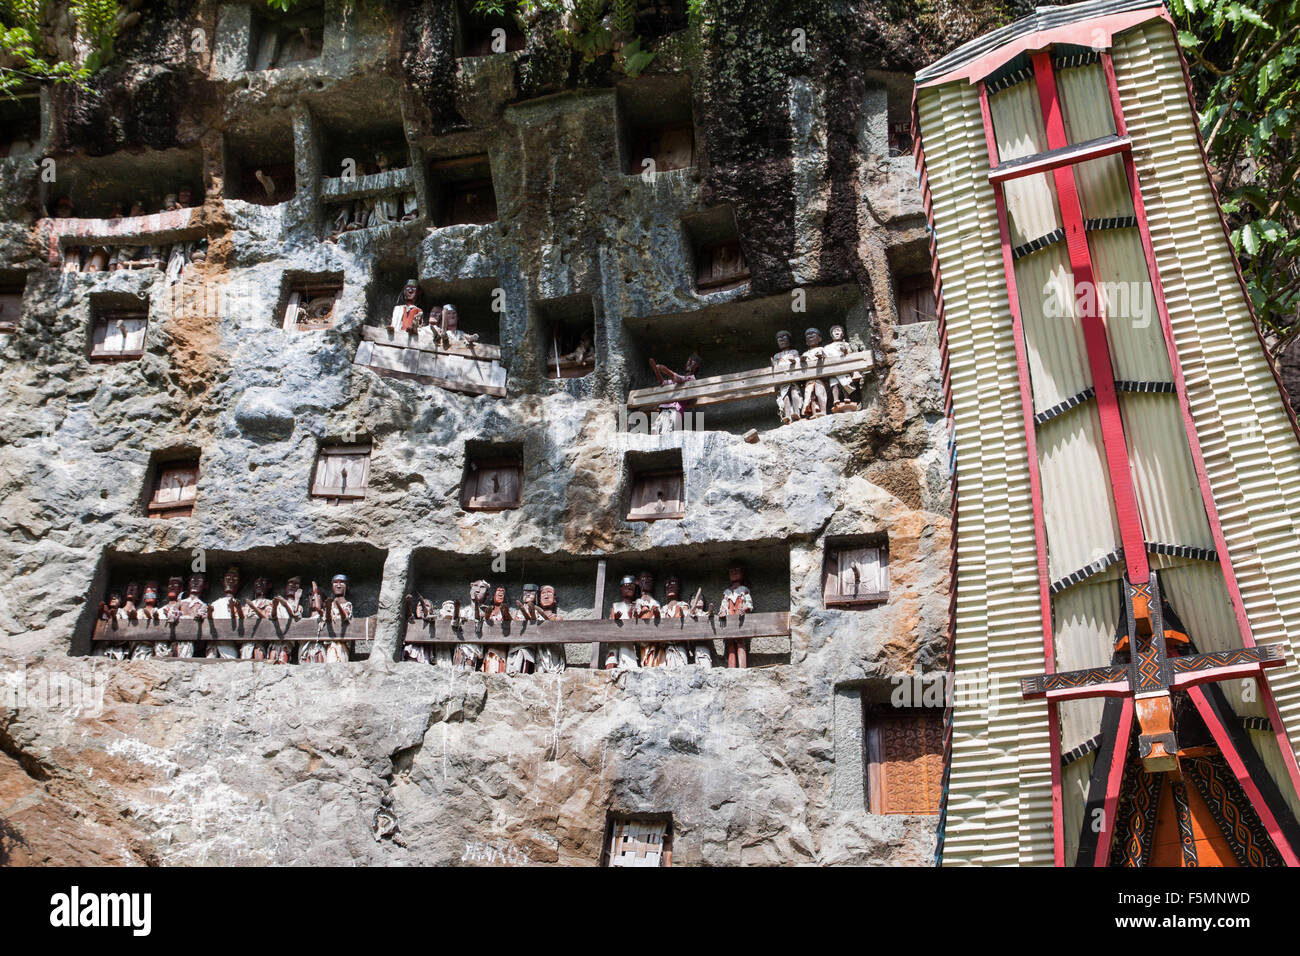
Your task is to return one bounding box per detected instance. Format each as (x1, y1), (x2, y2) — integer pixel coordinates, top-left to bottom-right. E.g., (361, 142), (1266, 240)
(206, 594), (242, 659)
(824, 340), (860, 395)
(719, 585), (753, 616)
(535, 643), (566, 672)
(772, 348), (803, 413)
(506, 644), (536, 674)
(659, 599), (691, 668)
(606, 600), (639, 668)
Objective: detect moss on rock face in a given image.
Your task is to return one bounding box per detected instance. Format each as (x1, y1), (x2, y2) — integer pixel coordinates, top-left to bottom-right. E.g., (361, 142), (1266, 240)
(50, 0), (210, 156)
(399, 0), (466, 135)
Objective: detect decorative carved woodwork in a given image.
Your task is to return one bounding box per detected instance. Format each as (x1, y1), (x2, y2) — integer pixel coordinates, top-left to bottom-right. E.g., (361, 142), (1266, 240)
(823, 544), (889, 607)
(627, 468), (684, 521)
(627, 349), (874, 413)
(463, 455), (523, 511)
(607, 819), (670, 867)
(312, 444), (371, 502)
(90, 308), (148, 361)
(402, 610), (791, 645)
(695, 239), (750, 291)
(866, 708), (944, 814)
(148, 459), (200, 519)
(354, 332), (507, 397)
(284, 281), (342, 331)
(896, 273), (936, 325)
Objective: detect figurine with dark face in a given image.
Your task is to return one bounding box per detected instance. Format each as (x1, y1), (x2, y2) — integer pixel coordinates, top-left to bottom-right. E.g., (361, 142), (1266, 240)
(322, 574), (352, 663)
(94, 591), (130, 660)
(658, 575), (692, 668)
(244, 575), (274, 661)
(174, 573), (207, 658)
(267, 577), (302, 664)
(648, 354), (701, 434)
(482, 585), (511, 673)
(773, 330), (804, 424)
(633, 570), (665, 667)
(825, 324), (861, 412)
(534, 584), (566, 673)
(156, 575), (185, 657)
(605, 575), (640, 669)
(122, 582), (141, 624)
(801, 328), (829, 418)
(719, 562), (754, 668)
(391, 280), (424, 334)
(207, 565), (244, 660)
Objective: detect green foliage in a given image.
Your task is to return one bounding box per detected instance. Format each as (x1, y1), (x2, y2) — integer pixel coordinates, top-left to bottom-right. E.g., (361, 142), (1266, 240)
(1, 0), (120, 95)
(1171, 0), (1300, 342)
(472, 0), (706, 76)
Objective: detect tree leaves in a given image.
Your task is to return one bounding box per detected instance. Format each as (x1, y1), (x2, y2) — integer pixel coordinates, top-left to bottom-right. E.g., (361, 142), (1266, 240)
(1177, 0), (1300, 340)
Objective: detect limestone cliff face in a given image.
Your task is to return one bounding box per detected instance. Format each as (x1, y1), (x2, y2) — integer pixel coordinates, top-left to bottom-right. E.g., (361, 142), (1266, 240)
(0, 0), (998, 865)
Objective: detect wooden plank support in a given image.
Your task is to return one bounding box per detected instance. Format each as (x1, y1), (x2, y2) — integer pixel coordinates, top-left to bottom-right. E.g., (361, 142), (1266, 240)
(986, 133), (1131, 184)
(591, 559), (607, 669)
(94, 616), (375, 642)
(626, 353), (873, 411)
(354, 339), (507, 397)
(403, 610), (790, 644)
(360, 324), (503, 361)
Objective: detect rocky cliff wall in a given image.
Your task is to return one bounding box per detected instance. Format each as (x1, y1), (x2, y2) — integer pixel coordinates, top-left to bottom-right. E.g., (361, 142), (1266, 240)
(0, 0), (1024, 866)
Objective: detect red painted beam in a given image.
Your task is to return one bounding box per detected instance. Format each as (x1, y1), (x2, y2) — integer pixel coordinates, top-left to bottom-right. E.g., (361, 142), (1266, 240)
(1031, 50), (1150, 585)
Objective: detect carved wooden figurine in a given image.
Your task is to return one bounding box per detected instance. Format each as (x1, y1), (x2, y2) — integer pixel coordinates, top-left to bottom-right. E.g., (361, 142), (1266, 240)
(301, 580), (329, 663)
(244, 576), (275, 661)
(606, 575), (640, 669)
(267, 577), (303, 664)
(390, 280), (424, 334)
(800, 327), (829, 419)
(719, 561), (754, 668)
(659, 575), (694, 668)
(452, 579), (490, 672)
(140, 580), (162, 626)
(825, 324), (861, 413)
(175, 573), (208, 658)
(482, 585), (511, 673)
(156, 575), (185, 657)
(634, 570), (665, 667)
(648, 354), (700, 434)
(772, 330), (803, 424)
(94, 591), (131, 660)
(322, 574), (352, 663)
(507, 584), (539, 675)
(535, 584), (566, 673)
(206, 565), (244, 660)
(436, 304), (479, 348)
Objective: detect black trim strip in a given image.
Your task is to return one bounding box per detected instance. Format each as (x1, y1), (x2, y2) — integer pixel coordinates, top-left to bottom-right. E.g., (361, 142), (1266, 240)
(985, 65), (1035, 95)
(1115, 380), (1176, 394)
(1012, 227), (1065, 261)
(1034, 386), (1096, 425)
(1062, 733), (1103, 766)
(1086, 215), (1138, 231)
(1242, 716), (1274, 732)
(1053, 50), (1102, 70)
(1050, 547), (1124, 595)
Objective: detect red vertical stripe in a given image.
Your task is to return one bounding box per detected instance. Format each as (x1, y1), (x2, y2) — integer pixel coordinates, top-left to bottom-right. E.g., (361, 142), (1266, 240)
(1031, 51), (1149, 584)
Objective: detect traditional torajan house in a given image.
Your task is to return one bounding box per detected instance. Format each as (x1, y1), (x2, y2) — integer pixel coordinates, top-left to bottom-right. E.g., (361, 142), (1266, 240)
(916, 0), (1300, 866)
